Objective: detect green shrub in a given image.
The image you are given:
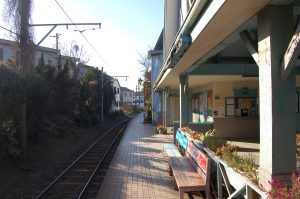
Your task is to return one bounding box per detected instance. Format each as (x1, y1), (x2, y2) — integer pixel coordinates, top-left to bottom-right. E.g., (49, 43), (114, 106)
(0, 65), (25, 123)
(203, 136), (227, 152)
(25, 74), (52, 137)
(222, 152), (258, 181)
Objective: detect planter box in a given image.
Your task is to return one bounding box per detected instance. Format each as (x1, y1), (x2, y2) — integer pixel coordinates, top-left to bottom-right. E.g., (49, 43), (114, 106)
(167, 126), (173, 134)
(223, 163), (246, 190)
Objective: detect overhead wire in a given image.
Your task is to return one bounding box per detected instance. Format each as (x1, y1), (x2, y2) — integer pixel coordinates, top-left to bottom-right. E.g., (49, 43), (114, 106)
(54, 0), (115, 74)
(0, 25), (19, 36)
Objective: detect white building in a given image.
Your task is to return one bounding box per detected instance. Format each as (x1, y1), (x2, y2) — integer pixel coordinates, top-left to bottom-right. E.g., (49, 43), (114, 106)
(111, 78), (121, 111)
(0, 38), (59, 66)
(133, 91), (144, 108)
(120, 87), (134, 106)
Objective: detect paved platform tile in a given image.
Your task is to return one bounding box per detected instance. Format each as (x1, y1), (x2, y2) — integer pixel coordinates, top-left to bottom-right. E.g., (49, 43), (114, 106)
(97, 114), (203, 199)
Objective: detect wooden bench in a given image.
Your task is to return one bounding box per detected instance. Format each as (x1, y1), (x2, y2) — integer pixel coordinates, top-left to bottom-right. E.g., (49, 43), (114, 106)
(163, 130), (188, 158)
(163, 143), (182, 157)
(169, 141), (211, 199)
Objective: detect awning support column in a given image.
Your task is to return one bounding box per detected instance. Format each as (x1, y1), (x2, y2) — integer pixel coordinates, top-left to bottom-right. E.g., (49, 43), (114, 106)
(179, 74), (189, 128)
(257, 5), (296, 191)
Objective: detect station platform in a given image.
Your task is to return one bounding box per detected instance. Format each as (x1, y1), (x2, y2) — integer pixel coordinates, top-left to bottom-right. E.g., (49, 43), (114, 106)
(96, 114), (202, 199)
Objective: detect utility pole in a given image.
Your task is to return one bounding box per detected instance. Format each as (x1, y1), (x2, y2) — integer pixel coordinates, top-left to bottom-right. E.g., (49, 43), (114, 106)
(138, 77), (142, 108)
(101, 67), (104, 121)
(135, 85), (137, 111)
(50, 33), (61, 50)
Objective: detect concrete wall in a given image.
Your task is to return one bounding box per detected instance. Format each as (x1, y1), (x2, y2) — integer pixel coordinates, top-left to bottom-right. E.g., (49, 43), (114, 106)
(190, 80), (260, 138)
(214, 117), (259, 139)
(212, 81), (259, 118)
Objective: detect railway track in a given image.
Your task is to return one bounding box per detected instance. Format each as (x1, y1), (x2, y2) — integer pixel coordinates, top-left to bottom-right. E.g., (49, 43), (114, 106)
(35, 118), (130, 199)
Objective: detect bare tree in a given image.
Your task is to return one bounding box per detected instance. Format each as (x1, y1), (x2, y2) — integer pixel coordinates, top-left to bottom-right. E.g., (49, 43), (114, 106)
(138, 52), (151, 81)
(137, 51), (152, 121)
(4, 0), (35, 75)
(4, 0), (35, 161)
(60, 40), (90, 65)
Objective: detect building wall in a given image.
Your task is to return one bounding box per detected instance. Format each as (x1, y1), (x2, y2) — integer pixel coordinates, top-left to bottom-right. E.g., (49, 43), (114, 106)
(111, 79), (121, 111)
(164, 0), (180, 61)
(122, 91), (134, 106)
(151, 51), (164, 125)
(0, 39), (59, 66)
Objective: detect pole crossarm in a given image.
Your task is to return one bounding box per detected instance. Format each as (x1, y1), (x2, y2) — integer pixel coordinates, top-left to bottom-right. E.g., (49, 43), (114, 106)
(29, 23), (101, 27)
(30, 23), (101, 46)
(112, 76), (129, 81)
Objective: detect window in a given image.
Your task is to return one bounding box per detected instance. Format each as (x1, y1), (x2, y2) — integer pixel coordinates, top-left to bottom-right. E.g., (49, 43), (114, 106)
(129, 93), (132, 97)
(117, 88), (119, 94)
(124, 93), (127, 97)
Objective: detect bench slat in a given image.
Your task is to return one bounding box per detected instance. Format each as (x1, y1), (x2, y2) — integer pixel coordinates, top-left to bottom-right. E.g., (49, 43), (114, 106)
(169, 141), (211, 198)
(163, 144), (182, 157)
(169, 157), (205, 188)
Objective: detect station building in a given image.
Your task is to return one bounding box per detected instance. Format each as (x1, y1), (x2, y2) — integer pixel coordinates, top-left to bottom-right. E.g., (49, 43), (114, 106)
(150, 0), (300, 197)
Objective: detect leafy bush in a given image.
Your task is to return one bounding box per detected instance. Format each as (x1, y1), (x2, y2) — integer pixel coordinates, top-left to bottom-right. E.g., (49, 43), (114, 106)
(192, 129), (215, 143)
(0, 119), (21, 163)
(145, 110), (152, 122)
(221, 152), (258, 181)
(216, 144), (240, 156)
(0, 65), (23, 162)
(25, 74), (52, 137)
(0, 65), (25, 123)
(203, 136), (227, 152)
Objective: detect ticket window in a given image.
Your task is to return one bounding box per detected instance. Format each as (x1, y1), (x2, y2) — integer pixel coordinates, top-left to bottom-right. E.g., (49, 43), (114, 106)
(235, 97), (256, 117)
(225, 88), (258, 117)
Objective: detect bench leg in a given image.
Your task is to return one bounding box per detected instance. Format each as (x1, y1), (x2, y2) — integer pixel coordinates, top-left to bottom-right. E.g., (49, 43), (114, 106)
(169, 164), (173, 176)
(205, 187), (210, 199)
(173, 178), (178, 190)
(179, 189), (184, 199)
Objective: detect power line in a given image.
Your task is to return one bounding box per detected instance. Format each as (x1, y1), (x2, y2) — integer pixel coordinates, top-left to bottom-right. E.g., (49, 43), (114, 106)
(54, 0), (115, 74)
(0, 25), (19, 36)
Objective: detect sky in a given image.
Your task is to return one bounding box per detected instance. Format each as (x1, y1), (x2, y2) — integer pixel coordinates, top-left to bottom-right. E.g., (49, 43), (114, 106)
(0, 0), (164, 91)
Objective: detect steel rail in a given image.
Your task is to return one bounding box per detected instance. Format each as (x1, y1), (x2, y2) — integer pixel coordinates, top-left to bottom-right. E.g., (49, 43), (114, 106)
(77, 124), (128, 198)
(35, 118), (130, 199)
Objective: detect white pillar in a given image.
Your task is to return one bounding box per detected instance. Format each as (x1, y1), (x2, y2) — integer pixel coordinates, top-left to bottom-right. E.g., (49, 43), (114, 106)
(257, 5), (296, 191)
(164, 0), (180, 61)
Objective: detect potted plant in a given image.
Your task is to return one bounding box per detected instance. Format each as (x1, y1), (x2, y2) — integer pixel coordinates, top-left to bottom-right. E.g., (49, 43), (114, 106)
(156, 124), (165, 134)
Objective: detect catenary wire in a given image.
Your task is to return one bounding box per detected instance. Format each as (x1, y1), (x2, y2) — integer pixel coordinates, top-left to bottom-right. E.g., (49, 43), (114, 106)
(54, 0), (115, 74)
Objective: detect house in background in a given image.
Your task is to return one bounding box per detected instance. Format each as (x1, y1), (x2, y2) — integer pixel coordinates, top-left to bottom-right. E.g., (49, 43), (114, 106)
(120, 87), (134, 106)
(0, 38), (59, 66)
(111, 78), (121, 111)
(133, 91), (144, 108)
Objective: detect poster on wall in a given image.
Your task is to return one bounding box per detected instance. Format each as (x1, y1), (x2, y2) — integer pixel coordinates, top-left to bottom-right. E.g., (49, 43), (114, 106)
(225, 97), (235, 117)
(213, 95), (225, 118)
